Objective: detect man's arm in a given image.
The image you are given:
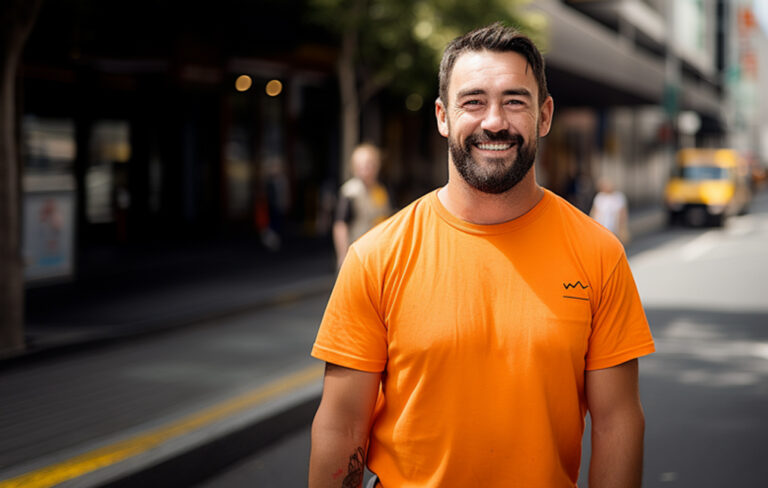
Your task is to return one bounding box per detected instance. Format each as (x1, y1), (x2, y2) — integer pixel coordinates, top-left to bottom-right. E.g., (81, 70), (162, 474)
(310, 362), (381, 488)
(586, 358), (645, 488)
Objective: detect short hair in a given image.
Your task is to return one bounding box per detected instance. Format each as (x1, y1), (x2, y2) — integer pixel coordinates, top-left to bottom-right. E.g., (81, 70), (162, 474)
(438, 22), (549, 107)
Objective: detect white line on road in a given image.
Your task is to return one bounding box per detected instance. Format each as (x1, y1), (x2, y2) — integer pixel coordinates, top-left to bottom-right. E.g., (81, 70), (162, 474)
(680, 230), (719, 262)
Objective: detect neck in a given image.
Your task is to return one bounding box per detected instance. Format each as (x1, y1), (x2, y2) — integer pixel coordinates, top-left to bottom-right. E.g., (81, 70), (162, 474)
(437, 167), (544, 225)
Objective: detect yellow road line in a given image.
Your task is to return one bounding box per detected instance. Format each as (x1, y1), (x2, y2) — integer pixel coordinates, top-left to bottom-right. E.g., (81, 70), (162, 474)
(0, 364), (324, 488)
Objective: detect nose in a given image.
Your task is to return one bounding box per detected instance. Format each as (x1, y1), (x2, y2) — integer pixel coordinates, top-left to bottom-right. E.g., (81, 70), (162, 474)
(480, 102), (509, 133)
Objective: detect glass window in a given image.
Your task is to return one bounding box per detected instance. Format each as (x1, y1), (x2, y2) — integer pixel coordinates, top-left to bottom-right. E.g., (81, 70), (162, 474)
(676, 166), (730, 180)
(87, 120), (131, 224)
(22, 116), (75, 175)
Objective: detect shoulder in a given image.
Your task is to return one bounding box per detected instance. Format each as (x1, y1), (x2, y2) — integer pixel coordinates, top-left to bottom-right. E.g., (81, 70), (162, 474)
(350, 192), (433, 262)
(546, 190), (625, 260)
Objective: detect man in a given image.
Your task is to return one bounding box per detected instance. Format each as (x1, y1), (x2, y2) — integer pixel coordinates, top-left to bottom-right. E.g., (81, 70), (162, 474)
(310, 23), (654, 488)
(590, 177), (630, 245)
(333, 143), (392, 269)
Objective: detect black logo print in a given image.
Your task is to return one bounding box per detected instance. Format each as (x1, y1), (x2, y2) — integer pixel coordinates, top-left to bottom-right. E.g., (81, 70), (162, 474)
(563, 281), (589, 290)
(563, 281), (589, 301)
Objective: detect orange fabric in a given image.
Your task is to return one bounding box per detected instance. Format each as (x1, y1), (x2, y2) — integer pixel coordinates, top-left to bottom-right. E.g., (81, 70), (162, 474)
(312, 189), (655, 487)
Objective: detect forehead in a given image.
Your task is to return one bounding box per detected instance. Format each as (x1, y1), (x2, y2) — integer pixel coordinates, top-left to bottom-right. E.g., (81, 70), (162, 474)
(353, 148), (378, 163)
(449, 50), (538, 102)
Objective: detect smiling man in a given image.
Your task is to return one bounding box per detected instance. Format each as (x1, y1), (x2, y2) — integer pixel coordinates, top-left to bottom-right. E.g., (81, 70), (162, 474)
(309, 23), (655, 488)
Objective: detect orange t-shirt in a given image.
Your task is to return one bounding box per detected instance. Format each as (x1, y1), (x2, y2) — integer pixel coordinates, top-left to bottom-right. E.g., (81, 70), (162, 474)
(312, 189), (655, 487)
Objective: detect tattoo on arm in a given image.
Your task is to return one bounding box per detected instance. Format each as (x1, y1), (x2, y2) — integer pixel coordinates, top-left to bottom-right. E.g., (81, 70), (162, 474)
(341, 447), (365, 488)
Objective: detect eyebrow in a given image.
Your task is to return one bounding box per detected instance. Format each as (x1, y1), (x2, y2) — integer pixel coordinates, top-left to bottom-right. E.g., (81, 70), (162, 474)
(456, 88), (533, 99)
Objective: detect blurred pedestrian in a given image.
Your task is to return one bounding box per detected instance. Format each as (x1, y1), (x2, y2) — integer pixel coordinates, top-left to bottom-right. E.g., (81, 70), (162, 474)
(590, 177), (630, 244)
(332, 143), (391, 268)
(310, 23), (654, 488)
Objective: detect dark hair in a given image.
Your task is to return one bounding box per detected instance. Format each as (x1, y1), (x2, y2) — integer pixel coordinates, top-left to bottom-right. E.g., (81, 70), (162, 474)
(438, 22), (549, 107)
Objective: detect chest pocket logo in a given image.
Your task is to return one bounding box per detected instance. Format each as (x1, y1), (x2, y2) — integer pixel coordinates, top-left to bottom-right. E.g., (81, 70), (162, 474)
(563, 281), (589, 301)
(563, 281), (588, 290)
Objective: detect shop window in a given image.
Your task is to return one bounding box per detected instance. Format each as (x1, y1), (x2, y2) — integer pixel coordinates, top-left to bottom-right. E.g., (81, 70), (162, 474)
(86, 121), (131, 224)
(23, 116), (75, 176)
(21, 116), (76, 283)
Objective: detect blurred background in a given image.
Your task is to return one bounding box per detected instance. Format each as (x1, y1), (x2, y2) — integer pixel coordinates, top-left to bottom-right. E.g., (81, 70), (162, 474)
(1, 0), (768, 487)
(6, 0), (766, 293)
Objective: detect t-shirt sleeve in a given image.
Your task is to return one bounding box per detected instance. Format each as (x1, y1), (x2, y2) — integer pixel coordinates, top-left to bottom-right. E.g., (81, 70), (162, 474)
(335, 195), (354, 224)
(311, 246), (388, 372)
(586, 254), (655, 370)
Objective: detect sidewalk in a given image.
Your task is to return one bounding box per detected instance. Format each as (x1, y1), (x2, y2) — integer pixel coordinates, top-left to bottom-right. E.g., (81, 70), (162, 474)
(20, 235), (337, 361)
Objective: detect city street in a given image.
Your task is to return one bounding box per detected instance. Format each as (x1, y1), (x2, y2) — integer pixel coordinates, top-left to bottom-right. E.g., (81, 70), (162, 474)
(197, 191), (768, 488)
(4, 2), (768, 487)
(1, 193), (766, 488)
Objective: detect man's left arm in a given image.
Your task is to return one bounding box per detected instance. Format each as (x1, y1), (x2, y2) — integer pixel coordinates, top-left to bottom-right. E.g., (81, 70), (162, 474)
(586, 358), (645, 488)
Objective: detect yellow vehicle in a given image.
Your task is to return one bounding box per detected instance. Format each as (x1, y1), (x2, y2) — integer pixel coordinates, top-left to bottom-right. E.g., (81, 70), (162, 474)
(665, 148), (752, 226)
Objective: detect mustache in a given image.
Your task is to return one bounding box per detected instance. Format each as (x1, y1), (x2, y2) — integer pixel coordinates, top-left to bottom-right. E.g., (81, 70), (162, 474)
(465, 130), (524, 146)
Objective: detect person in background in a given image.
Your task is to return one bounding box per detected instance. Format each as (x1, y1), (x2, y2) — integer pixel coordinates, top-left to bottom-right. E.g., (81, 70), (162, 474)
(311, 23), (654, 488)
(332, 143), (392, 268)
(590, 177), (630, 245)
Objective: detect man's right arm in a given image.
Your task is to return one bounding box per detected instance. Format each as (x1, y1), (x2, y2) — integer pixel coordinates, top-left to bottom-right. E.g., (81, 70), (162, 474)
(309, 362), (381, 488)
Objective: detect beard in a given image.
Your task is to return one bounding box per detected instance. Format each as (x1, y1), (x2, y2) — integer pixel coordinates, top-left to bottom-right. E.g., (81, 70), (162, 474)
(449, 129), (537, 194)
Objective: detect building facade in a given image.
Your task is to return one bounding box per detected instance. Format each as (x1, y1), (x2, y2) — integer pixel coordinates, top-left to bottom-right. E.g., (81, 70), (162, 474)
(20, 0), (757, 283)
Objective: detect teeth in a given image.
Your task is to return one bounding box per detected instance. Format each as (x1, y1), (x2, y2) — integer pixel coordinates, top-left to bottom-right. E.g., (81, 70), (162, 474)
(476, 143), (512, 151)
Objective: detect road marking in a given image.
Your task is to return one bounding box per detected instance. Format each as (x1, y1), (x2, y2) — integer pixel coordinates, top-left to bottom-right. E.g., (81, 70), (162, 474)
(726, 215), (756, 237)
(680, 230), (719, 262)
(0, 363), (324, 488)
(660, 471), (679, 482)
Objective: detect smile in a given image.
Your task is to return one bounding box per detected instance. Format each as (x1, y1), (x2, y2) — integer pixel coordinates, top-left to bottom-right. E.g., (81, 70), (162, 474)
(475, 143), (514, 151)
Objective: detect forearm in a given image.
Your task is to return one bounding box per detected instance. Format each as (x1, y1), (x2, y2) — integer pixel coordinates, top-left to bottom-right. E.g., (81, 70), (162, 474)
(309, 421), (369, 488)
(588, 407), (645, 488)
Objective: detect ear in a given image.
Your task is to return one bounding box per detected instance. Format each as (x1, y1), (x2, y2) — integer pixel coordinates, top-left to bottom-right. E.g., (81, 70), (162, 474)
(435, 98), (449, 138)
(538, 96), (554, 137)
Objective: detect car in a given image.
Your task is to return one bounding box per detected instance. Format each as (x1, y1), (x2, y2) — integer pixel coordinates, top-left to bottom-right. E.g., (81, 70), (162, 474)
(665, 148), (752, 226)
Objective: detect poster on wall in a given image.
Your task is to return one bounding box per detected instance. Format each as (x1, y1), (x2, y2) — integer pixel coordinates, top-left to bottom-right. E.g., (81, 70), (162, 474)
(23, 189), (75, 283)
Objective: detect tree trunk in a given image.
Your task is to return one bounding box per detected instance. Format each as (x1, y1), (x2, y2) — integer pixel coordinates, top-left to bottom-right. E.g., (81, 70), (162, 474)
(0, 0), (42, 358)
(338, 23), (359, 183)
(336, 0), (366, 183)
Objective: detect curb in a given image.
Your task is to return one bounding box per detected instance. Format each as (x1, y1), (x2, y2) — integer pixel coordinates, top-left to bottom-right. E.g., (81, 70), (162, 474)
(73, 381), (322, 488)
(0, 369), (323, 488)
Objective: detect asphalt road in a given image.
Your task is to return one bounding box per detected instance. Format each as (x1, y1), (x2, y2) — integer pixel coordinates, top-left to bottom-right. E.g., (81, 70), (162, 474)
(196, 191), (768, 488)
(621, 190), (768, 487)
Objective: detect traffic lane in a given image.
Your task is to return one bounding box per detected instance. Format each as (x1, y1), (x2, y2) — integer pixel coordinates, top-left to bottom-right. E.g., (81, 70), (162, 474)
(641, 306), (768, 487)
(627, 187), (768, 263)
(639, 194), (768, 486)
(579, 192), (768, 487)
(630, 214), (768, 312)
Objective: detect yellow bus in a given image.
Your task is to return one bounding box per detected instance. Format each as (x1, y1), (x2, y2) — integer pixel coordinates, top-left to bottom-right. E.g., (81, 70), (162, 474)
(665, 148), (752, 226)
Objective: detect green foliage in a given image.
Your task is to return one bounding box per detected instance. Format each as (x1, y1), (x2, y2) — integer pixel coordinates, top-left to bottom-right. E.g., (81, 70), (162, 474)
(307, 0), (547, 102)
